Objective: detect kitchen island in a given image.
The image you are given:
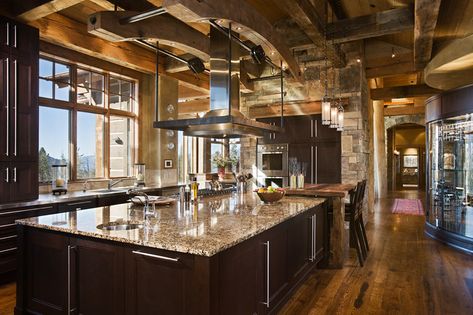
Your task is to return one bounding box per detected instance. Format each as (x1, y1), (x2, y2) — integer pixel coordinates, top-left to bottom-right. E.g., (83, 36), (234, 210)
(15, 193), (327, 315)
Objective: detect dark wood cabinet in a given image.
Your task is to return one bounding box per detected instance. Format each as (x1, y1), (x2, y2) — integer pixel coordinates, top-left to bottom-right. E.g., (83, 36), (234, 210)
(73, 238), (125, 315)
(0, 16), (39, 203)
(16, 202), (329, 315)
(289, 142), (341, 184)
(57, 198), (97, 212)
(125, 246), (196, 315)
(23, 228), (69, 315)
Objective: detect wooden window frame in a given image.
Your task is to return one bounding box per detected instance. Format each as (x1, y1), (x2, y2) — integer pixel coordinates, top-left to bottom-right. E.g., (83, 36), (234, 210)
(38, 55), (139, 183)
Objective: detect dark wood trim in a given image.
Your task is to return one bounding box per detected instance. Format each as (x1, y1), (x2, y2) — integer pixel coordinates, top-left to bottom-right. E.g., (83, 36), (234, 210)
(425, 84), (473, 123)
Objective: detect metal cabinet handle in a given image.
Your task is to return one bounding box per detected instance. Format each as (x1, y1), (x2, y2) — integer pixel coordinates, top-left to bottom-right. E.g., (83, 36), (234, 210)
(12, 167), (16, 182)
(13, 59), (17, 156)
(132, 250), (180, 262)
(263, 241), (270, 308)
(310, 146), (314, 184)
(314, 119), (318, 137)
(5, 57), (9, 157)
(67, 245), (76, 315)
(310, 119), (314, 138)
(0, 247), (17, 254)
(309, 215), (314, 262)
(0, 205), (54, 216)
(4, 167), (8, 183)
(6, 22), (9, 46)
(12, 24), (16, 48)
(315, 146), (318, 184)
(0, 235), (17, 241)
(313, 214), (317, 261)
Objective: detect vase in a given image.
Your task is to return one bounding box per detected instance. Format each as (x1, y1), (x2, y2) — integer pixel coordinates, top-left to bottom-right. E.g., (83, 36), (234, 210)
(218, 167), (225, 180)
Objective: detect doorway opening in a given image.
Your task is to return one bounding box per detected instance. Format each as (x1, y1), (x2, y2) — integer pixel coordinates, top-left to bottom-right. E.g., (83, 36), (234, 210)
(387, 123), (426, 191)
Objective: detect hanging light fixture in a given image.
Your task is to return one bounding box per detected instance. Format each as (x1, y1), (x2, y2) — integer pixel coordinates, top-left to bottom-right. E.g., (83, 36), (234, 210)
(321, 1), (331, 125)
(330, 102), (339, 128)
(337, 104), (344, 131)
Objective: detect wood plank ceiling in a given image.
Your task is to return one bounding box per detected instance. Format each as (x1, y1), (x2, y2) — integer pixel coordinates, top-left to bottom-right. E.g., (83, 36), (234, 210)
(1, 0), (472, 117)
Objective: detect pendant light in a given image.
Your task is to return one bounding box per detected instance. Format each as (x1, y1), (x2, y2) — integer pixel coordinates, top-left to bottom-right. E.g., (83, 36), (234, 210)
(321, 1), (331, 125)
(337, 105), (344, 131)
(330, 101), (339, 128)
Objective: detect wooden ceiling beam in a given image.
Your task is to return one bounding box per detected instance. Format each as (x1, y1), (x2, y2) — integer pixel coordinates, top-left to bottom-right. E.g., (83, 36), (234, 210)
(371, 84), (441, 100)
(414, 0), (442, 69)
(162, 0), (304, 83)
(384, 105), (425, 116)
(29, 13), (209, 91)
(274, 0), (346, 68)
(327, 7), (414, 44)
(16, 0), (84, 22)
(88, 11), (210, 61)
(366, 61), (416, 78)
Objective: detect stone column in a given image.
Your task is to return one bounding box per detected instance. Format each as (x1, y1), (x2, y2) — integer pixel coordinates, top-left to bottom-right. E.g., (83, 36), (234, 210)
(373, 100), (387, 198)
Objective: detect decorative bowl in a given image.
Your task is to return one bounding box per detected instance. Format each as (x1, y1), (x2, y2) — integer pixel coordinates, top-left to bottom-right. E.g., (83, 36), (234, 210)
(256, 190), (286, 203)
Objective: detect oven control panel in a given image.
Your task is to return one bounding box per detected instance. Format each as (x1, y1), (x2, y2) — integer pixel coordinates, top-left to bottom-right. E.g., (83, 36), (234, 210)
(257, 143), (288, 152)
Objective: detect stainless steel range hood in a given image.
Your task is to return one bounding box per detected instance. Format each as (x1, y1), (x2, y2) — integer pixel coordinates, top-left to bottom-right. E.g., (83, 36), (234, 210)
(154, 25), (283, 138)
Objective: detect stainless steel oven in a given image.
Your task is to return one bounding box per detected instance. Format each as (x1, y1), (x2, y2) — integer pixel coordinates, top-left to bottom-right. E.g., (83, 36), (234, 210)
(257, 144), (288, 185)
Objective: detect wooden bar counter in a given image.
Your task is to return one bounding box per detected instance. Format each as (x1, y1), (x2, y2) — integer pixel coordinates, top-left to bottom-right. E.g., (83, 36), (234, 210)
(285, 183), (356, 268)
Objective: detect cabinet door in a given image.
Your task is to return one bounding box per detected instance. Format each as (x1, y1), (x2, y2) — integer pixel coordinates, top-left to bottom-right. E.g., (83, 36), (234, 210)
(9, 161), (38, 202)
(218, 239), (260, 315)
(287, 210), (311, 282)
(289, 143), (314, 183)
(73, 238), (125, 315)
(0, 162), (9, 202)
(125, 246), (194, 315)
(25, 229), (69, 315)
(314, 205), (328, 264)
(0, 52), (8, 162)
(259, 223), (289, 313)
(58, 198), (97, 213)
(316, 142), (341, 184)
(10, 54), (38, 162)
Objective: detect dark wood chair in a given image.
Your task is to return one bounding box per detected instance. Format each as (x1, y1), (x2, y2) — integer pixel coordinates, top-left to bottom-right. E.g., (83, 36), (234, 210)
(357, 180), (369, 253)
(345, 181), (365, 266)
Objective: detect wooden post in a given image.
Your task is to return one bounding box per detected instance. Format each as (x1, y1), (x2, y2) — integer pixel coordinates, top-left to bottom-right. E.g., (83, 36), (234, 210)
(373, 100), (387, 198)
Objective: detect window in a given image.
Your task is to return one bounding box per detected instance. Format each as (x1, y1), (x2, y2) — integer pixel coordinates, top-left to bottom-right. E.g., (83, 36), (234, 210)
(77, 68), (104, 106)
(77, 112), (105, 179)
(210, 139), (224, 173)
(110, 77), (135, 111)
(39, 58), (71, 101)
(38, 107), (70, 183)
(38, 56), (137, 181)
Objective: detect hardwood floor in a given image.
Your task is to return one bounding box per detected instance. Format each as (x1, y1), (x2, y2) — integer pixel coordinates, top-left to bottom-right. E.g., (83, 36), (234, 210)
(279, 190), (473, 315)
(1, 191), (473, 315)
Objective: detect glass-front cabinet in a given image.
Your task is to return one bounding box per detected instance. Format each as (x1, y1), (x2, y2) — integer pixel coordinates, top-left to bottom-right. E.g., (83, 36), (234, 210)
(425, 85), (473, 252)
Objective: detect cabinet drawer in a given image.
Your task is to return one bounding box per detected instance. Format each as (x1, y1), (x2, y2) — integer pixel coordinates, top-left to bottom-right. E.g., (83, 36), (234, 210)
(0, 250), (17, 274)
(0, 235), (17, 254)
(57, 199), (97, 213)
(0, 204), (56, 226)
(0, 222), (16, 237)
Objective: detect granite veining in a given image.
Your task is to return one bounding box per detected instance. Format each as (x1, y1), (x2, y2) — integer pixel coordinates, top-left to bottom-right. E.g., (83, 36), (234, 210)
(16, 193), (325, 257)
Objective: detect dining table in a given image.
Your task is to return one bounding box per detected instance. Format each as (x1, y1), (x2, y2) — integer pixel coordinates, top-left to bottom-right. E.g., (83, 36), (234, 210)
(285, 183), (356, 269)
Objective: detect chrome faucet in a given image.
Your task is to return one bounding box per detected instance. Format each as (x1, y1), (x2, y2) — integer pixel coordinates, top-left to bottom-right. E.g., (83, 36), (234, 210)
(108, 178), (127, 190)
(127, 189), (152, 218)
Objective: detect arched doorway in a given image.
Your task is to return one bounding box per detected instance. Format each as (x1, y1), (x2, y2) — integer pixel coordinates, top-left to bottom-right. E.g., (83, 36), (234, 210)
(386, 123), (426, 191)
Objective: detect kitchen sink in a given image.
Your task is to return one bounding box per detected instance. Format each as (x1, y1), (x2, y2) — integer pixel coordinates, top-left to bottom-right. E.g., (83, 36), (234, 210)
(97, 221), (143, 231)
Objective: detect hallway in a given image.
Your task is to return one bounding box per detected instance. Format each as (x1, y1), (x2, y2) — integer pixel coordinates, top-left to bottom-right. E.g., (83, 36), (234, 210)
(279, 191), (473, 314)
(1, 192), (473, 315)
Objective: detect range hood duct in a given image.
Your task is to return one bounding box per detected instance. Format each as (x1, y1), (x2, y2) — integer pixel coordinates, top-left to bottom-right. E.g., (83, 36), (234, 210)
(154, 24), (283, 138)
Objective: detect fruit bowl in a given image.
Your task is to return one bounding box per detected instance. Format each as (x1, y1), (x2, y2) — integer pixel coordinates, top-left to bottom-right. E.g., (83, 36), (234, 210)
(255, 188), (286, 203)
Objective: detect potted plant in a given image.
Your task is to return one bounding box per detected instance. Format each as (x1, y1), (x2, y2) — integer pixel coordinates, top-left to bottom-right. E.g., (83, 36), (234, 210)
(211, 153), (229, 179)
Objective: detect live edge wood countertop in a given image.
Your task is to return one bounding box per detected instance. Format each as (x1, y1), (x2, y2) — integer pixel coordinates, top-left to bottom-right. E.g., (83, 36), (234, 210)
(16, 193), (325, 257)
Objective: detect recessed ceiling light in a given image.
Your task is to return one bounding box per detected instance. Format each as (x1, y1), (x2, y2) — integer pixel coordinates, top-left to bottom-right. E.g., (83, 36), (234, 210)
(236, 26), (242, 31)
(356, 58), (361, 63)
(217, 19), (224, 24)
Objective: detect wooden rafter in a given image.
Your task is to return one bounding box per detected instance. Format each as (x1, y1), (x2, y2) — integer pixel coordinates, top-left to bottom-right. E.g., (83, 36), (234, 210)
(162, 0), (304, 83)
(414, 0), (442, 69)
(29, 13), (209, 92)
(16, 0), (84, 22)
(371, 84), (441, 100)
(274, 0), (346, 68)
(366, 62), (416, 79)
(384, 106), (425, 116)
(326, 7), (414, 44)
(88, 11), (210, 61)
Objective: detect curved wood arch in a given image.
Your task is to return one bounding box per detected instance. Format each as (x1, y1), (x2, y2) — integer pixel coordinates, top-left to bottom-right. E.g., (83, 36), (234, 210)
(162, 0), (304, 84)
(88, 11), (210, 61)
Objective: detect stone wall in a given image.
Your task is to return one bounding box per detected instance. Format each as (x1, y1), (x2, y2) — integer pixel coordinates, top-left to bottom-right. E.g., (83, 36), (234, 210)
(239, 56), (373, 211)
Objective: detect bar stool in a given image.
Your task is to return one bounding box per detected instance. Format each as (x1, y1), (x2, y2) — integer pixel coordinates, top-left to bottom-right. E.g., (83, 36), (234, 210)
(357, 180), (369, 253)
(345, 181), (365, 266)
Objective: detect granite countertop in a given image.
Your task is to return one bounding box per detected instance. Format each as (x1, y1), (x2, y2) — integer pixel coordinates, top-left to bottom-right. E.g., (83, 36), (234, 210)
(17, 193), (325, 257)
(0, 183), (186, 210)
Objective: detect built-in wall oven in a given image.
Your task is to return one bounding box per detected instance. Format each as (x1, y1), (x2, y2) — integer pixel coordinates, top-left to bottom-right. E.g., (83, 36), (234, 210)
(257, 144), (288, 187)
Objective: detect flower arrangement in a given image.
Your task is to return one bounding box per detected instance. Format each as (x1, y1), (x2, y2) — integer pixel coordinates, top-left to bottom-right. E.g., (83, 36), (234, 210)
(211, 153), (230, 168)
